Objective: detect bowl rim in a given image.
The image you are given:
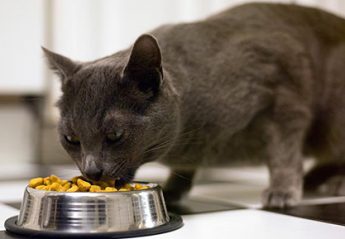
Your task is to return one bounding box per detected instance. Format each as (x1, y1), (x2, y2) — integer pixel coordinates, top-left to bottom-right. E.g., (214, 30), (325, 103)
(6, 212), (183, 238)
(26, 181), (160, 195)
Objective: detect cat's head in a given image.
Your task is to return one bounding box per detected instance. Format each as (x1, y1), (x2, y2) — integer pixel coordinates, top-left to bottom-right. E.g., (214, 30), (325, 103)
(43, 35), (179, 182)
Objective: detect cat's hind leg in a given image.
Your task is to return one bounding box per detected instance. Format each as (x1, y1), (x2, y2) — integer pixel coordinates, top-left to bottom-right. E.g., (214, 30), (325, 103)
(304, 44), (345, 196)
(262, 103), (311, 208)
(304, 161), (345, 195)
(260, 41), (313, 208)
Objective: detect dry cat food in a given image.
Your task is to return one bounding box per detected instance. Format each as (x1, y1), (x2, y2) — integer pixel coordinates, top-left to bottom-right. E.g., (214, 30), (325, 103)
(28, 175), (149, 192)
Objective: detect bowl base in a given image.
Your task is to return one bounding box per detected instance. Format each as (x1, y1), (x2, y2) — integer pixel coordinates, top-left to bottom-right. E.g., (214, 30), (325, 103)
(5, 213), (183, 239)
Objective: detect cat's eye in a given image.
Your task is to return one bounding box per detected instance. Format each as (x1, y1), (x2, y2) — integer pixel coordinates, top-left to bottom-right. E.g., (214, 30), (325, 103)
(64, 135), (80, 145)
(106, 130), (124, 144)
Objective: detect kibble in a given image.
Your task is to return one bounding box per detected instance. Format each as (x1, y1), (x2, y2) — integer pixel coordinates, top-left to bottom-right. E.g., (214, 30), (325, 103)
(89, 185), (102, 192)
(29, 177), (43, 188)
(66, 184), (79, 192)
(77, 178), (91, 192)
(104, 187), (117, 192)
(49, 182), (61, 191)
(28, 175), (150, 192)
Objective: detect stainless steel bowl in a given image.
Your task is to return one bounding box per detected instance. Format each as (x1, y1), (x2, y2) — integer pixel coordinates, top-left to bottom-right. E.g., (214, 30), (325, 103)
(16, 182), (170, 233)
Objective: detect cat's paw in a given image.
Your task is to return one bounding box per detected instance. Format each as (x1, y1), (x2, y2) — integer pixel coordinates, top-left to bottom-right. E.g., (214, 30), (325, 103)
(262, 187), (302, 208)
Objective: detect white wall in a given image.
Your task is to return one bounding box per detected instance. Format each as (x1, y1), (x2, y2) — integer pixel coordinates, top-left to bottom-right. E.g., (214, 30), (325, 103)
(50, 0), (295, 60)
(0, 103), (38, 163)
(0, 0), (45, 95)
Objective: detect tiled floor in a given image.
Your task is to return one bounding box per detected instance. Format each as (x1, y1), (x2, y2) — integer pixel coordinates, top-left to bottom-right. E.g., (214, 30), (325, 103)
(1, 163), (345, 238)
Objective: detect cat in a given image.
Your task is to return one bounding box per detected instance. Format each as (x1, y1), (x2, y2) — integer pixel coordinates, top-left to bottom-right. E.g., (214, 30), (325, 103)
(43, 3), (345, 208)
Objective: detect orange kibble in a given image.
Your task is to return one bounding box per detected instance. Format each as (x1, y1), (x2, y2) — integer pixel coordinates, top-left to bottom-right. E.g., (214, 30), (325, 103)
(66, 184), (79, 192)
(61, 180), (68, 186)
(77, 179), (91, 192)
(50, 175), (61, 183)
(104, 187), (117, 192)
(35, 185), (47, 190)
(43, 177), (51, 185)
(48, 182), (61, 191)
(90, 185), (102, 192)
(134, 184), (143, 190)
(29, 177), (43, 188)
(61, 182), (71, 191)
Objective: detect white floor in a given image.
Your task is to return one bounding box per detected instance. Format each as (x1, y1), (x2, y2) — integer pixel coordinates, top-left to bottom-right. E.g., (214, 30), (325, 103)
(148, 210), (345, 239)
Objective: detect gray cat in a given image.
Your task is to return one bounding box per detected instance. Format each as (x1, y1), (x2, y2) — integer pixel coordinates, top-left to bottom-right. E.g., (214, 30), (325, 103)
(43, 3), (345, 208)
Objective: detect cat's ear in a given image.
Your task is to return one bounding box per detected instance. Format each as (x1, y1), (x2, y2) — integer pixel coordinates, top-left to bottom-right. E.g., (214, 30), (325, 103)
(124, 34), (163, 98)
(42, 47), (79, 84)
(126, 34), (162, 71)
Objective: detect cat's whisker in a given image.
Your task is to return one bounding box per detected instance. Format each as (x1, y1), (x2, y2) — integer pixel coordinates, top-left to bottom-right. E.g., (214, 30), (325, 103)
(144, 138), (204, 155)
(110, 160), (127, 175)
(169, 170), (193, 182)
(143, 128), (204, 154)
(143, 143), (173, 154)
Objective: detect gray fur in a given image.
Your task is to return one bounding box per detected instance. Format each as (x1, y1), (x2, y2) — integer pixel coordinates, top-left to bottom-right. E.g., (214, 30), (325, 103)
(44, 3), (345, 208)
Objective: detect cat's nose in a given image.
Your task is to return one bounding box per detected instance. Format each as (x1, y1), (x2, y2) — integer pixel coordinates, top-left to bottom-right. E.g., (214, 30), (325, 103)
(83, 155), (103, 181)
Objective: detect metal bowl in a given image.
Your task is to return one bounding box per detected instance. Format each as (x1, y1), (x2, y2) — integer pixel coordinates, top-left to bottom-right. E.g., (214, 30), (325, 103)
(12, 182), (175, 234)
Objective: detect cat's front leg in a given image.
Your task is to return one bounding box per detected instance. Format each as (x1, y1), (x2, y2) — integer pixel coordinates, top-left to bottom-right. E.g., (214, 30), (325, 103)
(163, 168), (196, 205)
(262, 163), (303, 208)
(262, 104), (311, 208)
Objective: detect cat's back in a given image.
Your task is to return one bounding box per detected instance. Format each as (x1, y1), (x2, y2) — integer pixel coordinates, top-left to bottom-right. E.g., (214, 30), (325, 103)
(210, 2), (345, 34)
(154, 3), (345, 59)
(152, 2), (345, 104)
